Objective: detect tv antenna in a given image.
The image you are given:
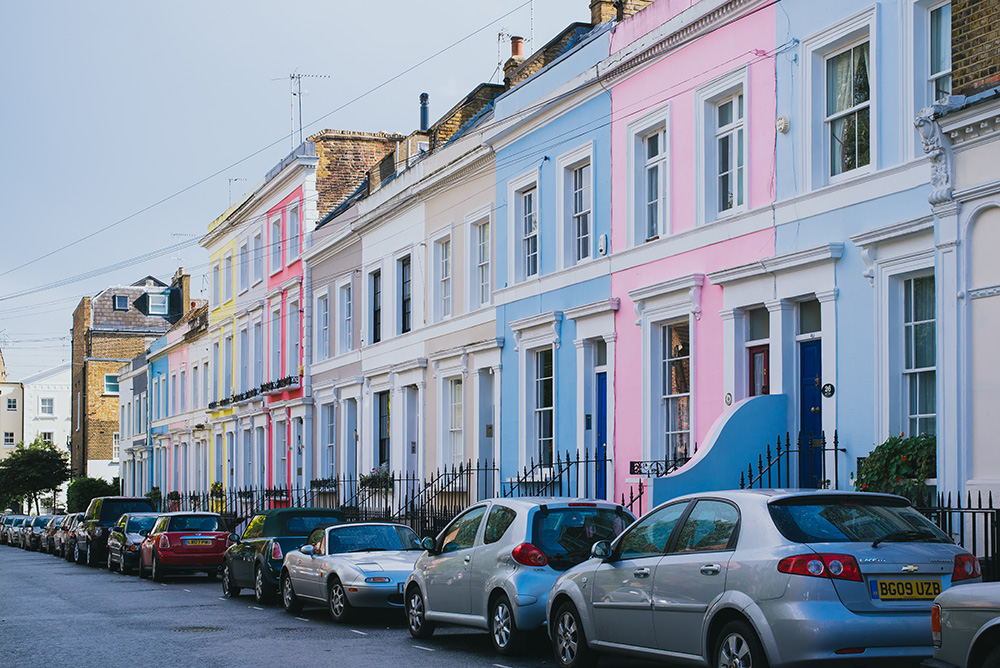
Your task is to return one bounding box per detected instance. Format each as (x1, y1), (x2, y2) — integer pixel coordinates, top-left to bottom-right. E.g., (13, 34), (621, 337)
(228, 178), (246, 206)
(282, 72), (330, 148)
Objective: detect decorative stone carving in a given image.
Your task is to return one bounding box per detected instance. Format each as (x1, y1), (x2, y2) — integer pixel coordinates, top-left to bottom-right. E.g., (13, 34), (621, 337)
(915, 96), (966, 205)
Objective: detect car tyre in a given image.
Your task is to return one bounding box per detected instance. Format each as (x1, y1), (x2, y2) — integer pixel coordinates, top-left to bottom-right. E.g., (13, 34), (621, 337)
(490, 594), (523, 655)
(254, 565), (274, 604)
(984, 646), (1000, 668)
(107, 549), (116, 572)
(86, 541), (99, 567)
(151, 553), (165, 582)
(328, 576), (354, 623)
(65, 542), (75, 562)
(552, 602), (596, 668)
(222, 562), (240, 598)
(74, 541), (85, 564)
(281, 571), (302, 614)
(406, 585), (435, 639)
(715, 620), (768, 668)
(138, 555), (149, 579)
(120, 550), (132, 575)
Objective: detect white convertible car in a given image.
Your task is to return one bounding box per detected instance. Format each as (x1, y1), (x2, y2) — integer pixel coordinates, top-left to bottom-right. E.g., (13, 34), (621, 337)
(279, 521), (423, 623)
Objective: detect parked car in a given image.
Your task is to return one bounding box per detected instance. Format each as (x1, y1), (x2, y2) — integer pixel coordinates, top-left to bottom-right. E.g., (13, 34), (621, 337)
(222, 507), (346, 603)
(25, 516), (56, 551)
(924, 582), (1000, 668)
(280, 522), (422, 622)
(546, 489), (982, 668)
(106, 512), (158, 574)
(16, 516), (37, 549)
(138, 512), (230, 582)
(405, 497), (634, 654)
(1, 514), (26, 545)
(39, 515), (65, 553)
(60, 513), (83, 561)
(74, 496), (156, 566)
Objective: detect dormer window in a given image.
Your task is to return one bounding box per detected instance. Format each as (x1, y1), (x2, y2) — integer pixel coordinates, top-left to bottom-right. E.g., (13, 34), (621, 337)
(113, 295), (128, 311)
(148, 291), (169, 315)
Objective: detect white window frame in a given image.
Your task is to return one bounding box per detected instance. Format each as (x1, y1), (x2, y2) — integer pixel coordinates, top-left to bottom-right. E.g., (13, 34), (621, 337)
(441, 375), (464, 468)
(337, 276), (354, 355)
(113, 295), (128, 311)
(211, 262), (221, 307)
(2, 432), (13, 447)
(556, 142), (595, 269)
(902, 273), (936, 436)
(287, 204), (301, 264)
(369, 267), (383, 345)
(800, 7), (877, 190)
(113, 432), (120, 461)
(397, 253), (413, 334)
(192, 364), (200, 409)
(902, 1), (952, 160)
(532, 347), (555, 467)
(316, 290), (330, 361)
(104, 374), (119, 395)
(627, 103), (671, 246)
(628, 274), (703, 464)
(253, 319), (264, 386)
(270, 215), (283, 275)
(41, 432), (53, 445)
(152, 377), (160, 420)
(659, 320), (693, 462)
(507, 169), (541, 284)
(465, 207), (492, 312)
(239, 241), (250, 293)
(5, 398), (15, 411)
(239, 327), (249, 393)
(223, 253), (233, 302)
(510, 310), (562, 469)
(287, 298), (299, 377)
(149, 290), (169, 315)
(39, 396), (54, 416)
(432, 233), (453, 322)
(695, 68), (749, 225)
(252, 229), (264, 284)
(270, 305), (282, 380)
(322, 403), (336, 477)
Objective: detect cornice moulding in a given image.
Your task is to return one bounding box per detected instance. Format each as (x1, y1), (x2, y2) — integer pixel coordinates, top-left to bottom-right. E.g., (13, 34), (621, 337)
(707, 244), (843, 286)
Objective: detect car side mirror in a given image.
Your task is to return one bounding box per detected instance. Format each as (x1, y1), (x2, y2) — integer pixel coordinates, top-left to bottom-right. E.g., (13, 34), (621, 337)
(229, 533), (240, 544)
(591, 540), (611, 560)
(300, 544), (315, 557)
(421, 536), (437, 554)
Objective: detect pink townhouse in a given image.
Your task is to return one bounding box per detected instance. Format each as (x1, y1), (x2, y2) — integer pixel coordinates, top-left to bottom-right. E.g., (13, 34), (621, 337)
(607, 0), (780, 508)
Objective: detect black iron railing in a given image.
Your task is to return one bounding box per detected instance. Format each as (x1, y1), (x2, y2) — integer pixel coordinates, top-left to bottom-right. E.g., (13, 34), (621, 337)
(740, 431), (847, 490)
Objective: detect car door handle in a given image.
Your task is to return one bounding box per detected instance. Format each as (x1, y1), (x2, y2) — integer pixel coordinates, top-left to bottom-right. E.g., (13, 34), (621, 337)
(633, 567), (650, 578)
(701, 564), (722, 575)
(464, 556), (471, 563)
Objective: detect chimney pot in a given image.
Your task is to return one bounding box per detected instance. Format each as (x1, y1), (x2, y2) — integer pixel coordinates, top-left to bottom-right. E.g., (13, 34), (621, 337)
(419, 93), (429, 132)
(511, 36), (523, 57)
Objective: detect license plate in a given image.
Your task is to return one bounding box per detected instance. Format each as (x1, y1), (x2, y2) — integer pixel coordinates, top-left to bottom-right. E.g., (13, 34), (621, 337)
(186, 539), (212, 546)
(397, 583), (406, 594)
(870, 579), (941, 600)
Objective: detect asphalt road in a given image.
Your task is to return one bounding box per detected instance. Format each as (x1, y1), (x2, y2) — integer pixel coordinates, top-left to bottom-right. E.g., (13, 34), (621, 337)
(0, 545), (661, 668)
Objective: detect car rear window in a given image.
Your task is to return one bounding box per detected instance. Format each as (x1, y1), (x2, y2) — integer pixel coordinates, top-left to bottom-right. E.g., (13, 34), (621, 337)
(167, 516), (221, 532)
(531, 507), (633, 571)
(100, 500), (155, 522)
(127, 516), (157, 533)
(768, 495), (952, 543)
(284, 515), (341, 535)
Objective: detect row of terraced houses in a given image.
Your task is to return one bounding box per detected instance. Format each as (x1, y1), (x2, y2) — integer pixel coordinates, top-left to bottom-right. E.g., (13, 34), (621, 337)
(78, 0), (1000, 515)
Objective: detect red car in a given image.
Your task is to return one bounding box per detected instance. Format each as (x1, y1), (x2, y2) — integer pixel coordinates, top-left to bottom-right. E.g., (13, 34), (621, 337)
(138, 512), (231, 582)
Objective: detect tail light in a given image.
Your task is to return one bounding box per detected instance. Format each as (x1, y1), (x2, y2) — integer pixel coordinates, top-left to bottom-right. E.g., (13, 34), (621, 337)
(930, 603), (942, 647)
(777, 553), (863, 582)
(511, 542), (548, 567)
(158, 534), (170, 550)
(952, 554), (981, 582)
(271, 542), (283, 561)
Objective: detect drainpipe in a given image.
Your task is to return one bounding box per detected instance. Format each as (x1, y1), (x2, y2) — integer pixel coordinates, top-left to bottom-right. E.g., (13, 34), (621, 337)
(303, 261), (314, 487)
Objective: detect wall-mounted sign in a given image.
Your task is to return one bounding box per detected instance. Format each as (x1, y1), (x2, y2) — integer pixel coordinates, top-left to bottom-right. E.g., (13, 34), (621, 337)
(725, 392), (733, 406)
(821, 383), (835, 398)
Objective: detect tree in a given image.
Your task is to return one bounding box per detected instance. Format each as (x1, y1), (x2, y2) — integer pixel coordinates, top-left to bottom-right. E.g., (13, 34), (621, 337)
(66, 477), (118, 513)
(0, 437), (71, 514)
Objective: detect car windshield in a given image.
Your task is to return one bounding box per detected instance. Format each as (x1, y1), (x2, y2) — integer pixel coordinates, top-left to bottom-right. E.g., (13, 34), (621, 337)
(127, 516), (157, 533)
(532, 507), (633, 571)
(34, 517), (51, 527)
(284, 515), (341, 536)
(327, 525), (420, 553)
(768, 495), (952, 544)
(167, 516), (221, 532)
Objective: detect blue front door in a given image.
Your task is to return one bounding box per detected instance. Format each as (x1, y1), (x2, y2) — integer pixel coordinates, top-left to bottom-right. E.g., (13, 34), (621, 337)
(799, 340), (823, 488)
(596, 372), (607, 499)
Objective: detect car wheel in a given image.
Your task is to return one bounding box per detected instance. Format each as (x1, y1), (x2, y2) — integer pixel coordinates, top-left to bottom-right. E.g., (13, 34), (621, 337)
(74, 541), (85, 564)
(281, 571), (302, 614)
(254, 565), (274, 604)
(138, 555), (149, 579)
(552, 602), (596, 668)
(222, 562), (240, 598)
(328, 577), (354, 624)
(151, 553), (164, 582)
(107, 549), (115, 572)
(65, 542), (75, 562)
(120, 550), (132, 575)
(86, 541), (98, 567)
(490, 594), (523, 655)
(406, 585), (435, 639)
(715, 620), (768, 668)
(984, 646), (1000, 668)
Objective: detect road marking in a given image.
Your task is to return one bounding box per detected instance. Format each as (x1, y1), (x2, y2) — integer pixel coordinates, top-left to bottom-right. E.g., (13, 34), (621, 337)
(183, 589), (191, 592)
(351, 629), (367, 636)
(493, 664), (512, 668)
(295, 617), (309, 622)
(251, 606), (263, 611)
(218, 598), (226, 601)
(413, 645), (435, 652)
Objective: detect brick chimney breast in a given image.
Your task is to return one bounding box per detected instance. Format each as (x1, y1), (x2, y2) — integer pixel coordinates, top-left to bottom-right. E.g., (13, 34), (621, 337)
(504, 36), (527, 85)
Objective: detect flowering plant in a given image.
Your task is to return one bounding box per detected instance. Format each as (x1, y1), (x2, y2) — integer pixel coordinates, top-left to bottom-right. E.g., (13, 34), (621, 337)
(854, 433), (935, 502)
(359, 463), (392, 490)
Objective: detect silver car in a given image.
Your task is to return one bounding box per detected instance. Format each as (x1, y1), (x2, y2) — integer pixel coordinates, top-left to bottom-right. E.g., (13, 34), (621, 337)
(924, 582), (1000, 668)
(547, 489), (982, 668)
(405, 497), (634, 655)
(280, 522), (423, 623)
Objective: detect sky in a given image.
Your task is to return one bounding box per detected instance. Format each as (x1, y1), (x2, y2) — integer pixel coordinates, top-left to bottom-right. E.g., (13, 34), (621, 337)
(0, 0), (588, 380)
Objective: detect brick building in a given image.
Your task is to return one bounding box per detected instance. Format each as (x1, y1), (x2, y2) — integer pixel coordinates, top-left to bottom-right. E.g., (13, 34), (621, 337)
(70, 271), (191, 481)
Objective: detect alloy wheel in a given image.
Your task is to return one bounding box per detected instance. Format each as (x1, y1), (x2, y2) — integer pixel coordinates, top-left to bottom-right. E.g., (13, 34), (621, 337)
(492, 598), (513, 649)
(554, 608), (580, 665)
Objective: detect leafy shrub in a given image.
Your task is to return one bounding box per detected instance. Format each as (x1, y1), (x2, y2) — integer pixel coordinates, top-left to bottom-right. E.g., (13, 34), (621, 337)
(855, 434), (936, 502)
(359, 463), (392, 490)
(66, 477), (118, 513)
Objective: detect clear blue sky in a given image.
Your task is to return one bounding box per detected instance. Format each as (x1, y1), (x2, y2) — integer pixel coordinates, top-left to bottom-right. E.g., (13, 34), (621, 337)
(0, 0), (587, 379)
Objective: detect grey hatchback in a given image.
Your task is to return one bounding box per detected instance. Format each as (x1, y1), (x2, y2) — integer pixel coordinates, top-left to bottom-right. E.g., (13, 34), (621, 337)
(404, 497), (633, 655)
(547, 489), (981, 668)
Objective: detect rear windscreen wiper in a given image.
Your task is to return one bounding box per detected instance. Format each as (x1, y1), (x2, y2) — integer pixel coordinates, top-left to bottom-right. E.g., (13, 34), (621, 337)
(871, 529), (938, 548)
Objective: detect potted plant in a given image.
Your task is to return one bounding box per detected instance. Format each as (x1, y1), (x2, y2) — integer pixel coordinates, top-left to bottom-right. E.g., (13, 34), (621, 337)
(855, 433), (936, 503)
(359, 463), (393, 491)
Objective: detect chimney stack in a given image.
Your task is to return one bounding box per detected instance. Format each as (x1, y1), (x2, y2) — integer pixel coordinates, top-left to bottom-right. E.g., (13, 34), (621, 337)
(504, 36), (526, 84)
(590, 0), (653, 24)
(419, 93), (429, 132)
